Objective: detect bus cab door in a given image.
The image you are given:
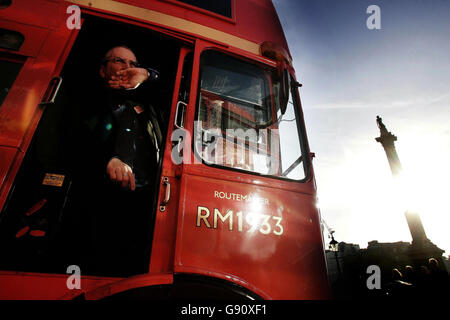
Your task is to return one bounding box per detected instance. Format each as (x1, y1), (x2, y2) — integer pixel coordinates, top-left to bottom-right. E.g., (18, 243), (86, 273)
(153, 40), (331, 299)
(149, 46), (193, 274)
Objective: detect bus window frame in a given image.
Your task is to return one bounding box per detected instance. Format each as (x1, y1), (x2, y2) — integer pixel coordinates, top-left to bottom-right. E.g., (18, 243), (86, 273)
(159, 0), (236, 24)
(0, 52), (26, 108)
(78, 7), (196, 46)
(0, 20), (49, 58)
(190, 46), (311, 184)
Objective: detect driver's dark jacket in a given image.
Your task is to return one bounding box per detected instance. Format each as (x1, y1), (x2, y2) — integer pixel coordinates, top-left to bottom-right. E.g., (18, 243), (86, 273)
(74, 87), (162, 190)
(55, 85), (162, 276)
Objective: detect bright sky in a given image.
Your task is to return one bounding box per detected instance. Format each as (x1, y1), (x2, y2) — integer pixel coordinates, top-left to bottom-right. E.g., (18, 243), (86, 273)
(272, 0), (450, 255)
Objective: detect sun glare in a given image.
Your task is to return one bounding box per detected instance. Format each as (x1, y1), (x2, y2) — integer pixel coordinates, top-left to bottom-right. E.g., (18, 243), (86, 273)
(318, 128), (450, 255)
(394, 130), (450, 254)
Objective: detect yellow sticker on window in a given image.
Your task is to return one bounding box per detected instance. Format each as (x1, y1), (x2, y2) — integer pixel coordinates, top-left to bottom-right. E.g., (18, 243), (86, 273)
(42, 173), (65, 187)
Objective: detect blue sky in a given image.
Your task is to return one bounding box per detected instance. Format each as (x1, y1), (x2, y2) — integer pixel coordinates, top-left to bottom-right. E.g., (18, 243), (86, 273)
(273, 0), (450, 255)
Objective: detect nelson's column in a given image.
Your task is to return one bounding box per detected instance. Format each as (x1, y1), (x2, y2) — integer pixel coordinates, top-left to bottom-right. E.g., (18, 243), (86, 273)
(375, 116), (445, 267)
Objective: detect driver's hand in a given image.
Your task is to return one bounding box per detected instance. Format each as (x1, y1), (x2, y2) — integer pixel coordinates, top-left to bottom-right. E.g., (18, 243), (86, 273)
(108, 68), (148, 90)
(106, 157), (136, 191)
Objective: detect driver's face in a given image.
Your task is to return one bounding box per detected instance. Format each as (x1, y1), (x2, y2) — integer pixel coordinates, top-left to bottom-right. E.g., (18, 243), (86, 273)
(100, 47), (138, 87)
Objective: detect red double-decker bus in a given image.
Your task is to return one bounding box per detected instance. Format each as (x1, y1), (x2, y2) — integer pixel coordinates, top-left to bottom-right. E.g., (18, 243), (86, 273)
(0, 0), (331, 299)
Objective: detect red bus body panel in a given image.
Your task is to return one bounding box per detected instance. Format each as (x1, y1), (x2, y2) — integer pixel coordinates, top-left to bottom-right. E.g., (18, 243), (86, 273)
(174, 169), (330, 299)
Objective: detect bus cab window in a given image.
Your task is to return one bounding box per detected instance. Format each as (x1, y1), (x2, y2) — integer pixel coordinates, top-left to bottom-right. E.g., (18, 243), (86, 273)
(196, 51), (307, 180)
(175, 0), (232, 18)
(0, 55), (24, 107)
(0, 0), (12, 10)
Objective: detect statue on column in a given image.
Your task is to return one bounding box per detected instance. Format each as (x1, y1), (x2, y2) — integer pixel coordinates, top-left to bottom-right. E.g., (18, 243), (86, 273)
(376, 116), (388, 136)
(375, 115), (400, 175)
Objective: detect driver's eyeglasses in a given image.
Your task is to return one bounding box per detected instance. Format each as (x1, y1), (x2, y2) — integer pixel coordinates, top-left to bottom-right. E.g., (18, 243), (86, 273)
(104, 57), (140, 68)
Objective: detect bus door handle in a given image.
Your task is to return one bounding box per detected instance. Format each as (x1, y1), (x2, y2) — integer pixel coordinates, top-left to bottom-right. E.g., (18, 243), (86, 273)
(159, 177), (171, 212)
(174, 101), (187, 129)
(40, 76), (63, 106)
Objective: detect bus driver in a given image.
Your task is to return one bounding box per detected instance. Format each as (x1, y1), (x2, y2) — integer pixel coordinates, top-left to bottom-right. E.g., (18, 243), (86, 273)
(99, 45), (161, 191)
(70, 45), (162, 275)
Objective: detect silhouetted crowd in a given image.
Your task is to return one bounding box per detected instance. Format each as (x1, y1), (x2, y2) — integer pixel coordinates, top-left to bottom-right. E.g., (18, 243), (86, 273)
(384, 258), (449, 299)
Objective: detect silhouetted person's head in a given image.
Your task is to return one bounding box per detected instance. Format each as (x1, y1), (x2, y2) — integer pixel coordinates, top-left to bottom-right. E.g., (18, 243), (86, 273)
(392, 268), (403, 281)
(404, 265), (415, 278)
(428, 258), (440, 272)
